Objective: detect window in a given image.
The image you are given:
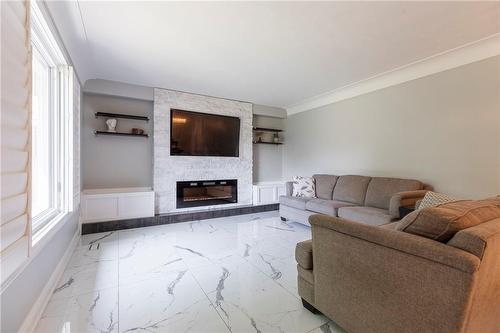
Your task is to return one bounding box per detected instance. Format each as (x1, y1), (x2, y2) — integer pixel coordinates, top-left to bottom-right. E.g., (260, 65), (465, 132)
(31, 2), (74, 242)
(31, 46), (56, 228)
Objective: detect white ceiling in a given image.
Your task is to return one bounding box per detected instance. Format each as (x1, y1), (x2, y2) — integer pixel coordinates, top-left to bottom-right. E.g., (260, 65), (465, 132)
(46, 1), (500, 108)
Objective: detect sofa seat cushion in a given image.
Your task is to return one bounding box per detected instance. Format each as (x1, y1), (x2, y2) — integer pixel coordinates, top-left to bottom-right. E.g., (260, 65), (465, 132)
(295, 239), (313, 269)
(297, 270), (314, 304)
(397, 197), (500, 242)
(338, 206), (394, 226)
(305, 199), (354, 216)
(298, 265), (314, 284)
(279, 195), (311, 210)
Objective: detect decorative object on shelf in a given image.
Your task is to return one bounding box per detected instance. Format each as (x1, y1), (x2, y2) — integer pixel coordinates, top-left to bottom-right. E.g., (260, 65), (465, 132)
(95, 112), (149, 121)
(131, 128), (144, 135)
(252, 127), (283, 133)
(106, 118), (117, 132)
(273, 132), (280, 143)
(94, 131), (148, 137)
(252, 126), (284, 145)
(94, 111), (149, 138)
(253, 141), (283, 145)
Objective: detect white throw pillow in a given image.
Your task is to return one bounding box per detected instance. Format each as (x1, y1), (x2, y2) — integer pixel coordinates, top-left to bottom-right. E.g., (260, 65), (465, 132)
(417, 191), (457, 209)
(292, 176), (316, 198)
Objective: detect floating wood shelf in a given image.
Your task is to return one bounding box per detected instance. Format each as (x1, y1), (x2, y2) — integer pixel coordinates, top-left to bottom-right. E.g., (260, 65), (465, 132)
(94, 131), (149, 138)
(253, 141), (283, 145)
(95, 112), (149, 121)
(252, 127), (283, 133)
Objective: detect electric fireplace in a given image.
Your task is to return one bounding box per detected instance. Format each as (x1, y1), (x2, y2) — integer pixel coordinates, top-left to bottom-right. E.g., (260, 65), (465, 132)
(176, 179), (237, 208)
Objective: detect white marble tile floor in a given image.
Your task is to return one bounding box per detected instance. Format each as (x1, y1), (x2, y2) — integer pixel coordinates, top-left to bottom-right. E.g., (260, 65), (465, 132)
(35, 211), (346, 333)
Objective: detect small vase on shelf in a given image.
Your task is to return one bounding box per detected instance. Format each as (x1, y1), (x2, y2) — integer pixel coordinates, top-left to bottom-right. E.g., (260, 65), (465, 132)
(106, 118), (117, 132)
(273, 133), (279, 143)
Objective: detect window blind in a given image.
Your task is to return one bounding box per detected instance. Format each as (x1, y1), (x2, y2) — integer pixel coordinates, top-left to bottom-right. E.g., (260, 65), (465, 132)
(1, 0), (31, 286)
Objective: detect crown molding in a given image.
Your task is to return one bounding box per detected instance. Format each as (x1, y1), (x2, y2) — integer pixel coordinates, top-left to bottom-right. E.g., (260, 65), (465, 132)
(286, 33), (500, 115)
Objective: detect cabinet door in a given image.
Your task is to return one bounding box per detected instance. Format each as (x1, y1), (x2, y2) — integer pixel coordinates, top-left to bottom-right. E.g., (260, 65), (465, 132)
(118, 194), (154, 218)
(85, 196), (119, 221)
(252, 186), (260, 205)
(259, 187), (276, 204)
(276, 185), (286, 198)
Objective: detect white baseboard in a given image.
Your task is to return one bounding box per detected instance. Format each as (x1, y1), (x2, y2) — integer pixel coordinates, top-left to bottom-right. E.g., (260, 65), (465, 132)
(19, 229), (80, 333)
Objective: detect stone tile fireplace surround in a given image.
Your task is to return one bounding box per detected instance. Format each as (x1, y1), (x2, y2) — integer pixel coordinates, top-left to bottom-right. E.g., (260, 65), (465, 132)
(154, 88), (253, 214)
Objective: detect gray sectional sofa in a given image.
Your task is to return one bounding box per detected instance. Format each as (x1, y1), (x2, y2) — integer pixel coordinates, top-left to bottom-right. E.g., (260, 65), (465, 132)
(280, 174), (429, 226)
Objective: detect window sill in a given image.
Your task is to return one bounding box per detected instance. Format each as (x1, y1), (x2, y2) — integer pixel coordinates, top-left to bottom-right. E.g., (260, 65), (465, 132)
(32, 211), (71, 250)
(32, 208), (60, 233)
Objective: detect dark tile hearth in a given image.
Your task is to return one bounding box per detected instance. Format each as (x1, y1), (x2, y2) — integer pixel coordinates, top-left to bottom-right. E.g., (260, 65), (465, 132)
(81, 204), (279, 234)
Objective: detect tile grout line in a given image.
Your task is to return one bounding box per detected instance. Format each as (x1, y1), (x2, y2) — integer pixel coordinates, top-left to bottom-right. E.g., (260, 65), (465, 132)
(237, 220), (308, 300)
(240, 253), (332, 332)
(186, 268), (233, 333)
(242, 251), (302, 301)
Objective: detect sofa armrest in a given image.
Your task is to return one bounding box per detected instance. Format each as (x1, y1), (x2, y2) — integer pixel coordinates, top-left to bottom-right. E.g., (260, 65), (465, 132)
(309, 214), (479, 273)
(285, 181), (293, 196)
(389, 190), (428, 218)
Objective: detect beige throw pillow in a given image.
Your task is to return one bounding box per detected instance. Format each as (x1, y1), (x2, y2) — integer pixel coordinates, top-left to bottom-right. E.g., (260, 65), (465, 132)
(417, 191), (457, 209)
(292, 176), (316, 198)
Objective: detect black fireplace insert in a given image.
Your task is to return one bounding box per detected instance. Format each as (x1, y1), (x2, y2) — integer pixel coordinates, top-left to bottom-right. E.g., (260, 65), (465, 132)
(176, 179), (237, 208)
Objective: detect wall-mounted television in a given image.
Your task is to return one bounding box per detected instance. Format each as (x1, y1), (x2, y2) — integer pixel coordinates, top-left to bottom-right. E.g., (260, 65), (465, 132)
(170, 109), (240, 157)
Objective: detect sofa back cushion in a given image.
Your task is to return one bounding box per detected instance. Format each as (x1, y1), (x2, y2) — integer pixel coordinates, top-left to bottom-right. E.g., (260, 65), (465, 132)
(313, 174), (338, 200)
(397, 197), (500, 242)
(332, 175), (371, 205)
(365, 177), (423, 209)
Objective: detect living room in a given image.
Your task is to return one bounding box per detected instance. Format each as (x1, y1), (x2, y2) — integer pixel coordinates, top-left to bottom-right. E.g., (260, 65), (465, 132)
(1, 1), (499, 333)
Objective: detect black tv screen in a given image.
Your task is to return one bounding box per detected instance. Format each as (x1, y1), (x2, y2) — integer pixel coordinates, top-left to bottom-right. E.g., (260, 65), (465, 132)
(170, 109), (240, 157)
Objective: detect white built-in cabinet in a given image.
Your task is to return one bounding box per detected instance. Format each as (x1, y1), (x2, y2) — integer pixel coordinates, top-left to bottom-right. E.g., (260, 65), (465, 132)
(81, 188), (154, 223)
(252, 182), (286, 205)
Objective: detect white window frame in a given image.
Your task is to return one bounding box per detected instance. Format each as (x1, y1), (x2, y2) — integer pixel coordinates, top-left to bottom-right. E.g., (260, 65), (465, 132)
(30, 1), (74, 245)
(31, 45), (58, 232)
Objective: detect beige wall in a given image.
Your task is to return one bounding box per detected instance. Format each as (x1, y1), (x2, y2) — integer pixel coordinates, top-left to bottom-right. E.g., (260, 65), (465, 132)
(284, 56), (500, 199)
